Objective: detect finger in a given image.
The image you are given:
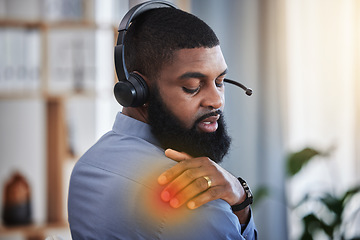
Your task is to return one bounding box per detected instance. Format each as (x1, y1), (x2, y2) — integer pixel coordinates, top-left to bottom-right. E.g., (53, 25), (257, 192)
(158, 156), (206, 185)
(165, 148), (192, 162)
(187, 186), (222, 209)
(160, 168), (206, 202)
(157, 149), (192, 185)
(169, 176), (213, 208)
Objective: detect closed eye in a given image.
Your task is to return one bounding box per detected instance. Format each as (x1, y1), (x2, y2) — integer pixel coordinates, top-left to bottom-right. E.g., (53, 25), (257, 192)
(216, 81), (224, 88)
(215, 77), (225, 88)
(182, 86), (200, 94)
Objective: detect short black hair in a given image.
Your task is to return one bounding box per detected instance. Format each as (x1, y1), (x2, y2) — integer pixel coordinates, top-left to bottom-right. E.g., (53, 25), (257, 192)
(124, 7), (220, 81)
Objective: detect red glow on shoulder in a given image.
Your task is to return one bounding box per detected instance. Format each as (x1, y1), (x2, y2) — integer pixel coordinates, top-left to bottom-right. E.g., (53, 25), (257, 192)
(135, 168), (194, 229)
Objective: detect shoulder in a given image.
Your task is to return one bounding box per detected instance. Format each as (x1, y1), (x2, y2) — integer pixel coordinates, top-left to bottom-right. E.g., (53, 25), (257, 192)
(68, 127), (177, 238)
(72, 124), (171, 183)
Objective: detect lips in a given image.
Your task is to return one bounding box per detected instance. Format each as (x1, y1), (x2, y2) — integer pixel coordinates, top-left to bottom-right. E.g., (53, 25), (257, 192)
(197, 115), (220, 133)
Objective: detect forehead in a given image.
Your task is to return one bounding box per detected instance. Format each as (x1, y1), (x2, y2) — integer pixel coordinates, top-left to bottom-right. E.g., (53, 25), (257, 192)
(159, 46), (227, 80)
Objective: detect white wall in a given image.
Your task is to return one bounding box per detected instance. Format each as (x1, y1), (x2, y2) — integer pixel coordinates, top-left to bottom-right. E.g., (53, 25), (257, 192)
(285, 1), (360, 238)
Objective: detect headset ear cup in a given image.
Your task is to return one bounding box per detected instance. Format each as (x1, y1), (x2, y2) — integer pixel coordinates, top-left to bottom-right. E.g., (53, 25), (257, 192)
(114, 81), (135, 107)
(127, 73), (149, 107)
(113, 73), (149, 107)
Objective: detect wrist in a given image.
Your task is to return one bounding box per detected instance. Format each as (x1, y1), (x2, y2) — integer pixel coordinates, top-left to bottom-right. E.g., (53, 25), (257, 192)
(234, 205), (251, 225)
(231, 177), (253, 212)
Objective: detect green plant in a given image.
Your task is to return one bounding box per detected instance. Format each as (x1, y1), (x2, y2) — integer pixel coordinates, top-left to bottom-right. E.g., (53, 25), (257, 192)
(286, 147), (360, 240)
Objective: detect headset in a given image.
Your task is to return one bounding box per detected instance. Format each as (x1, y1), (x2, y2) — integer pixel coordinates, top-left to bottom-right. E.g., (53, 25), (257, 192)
(114, 1), (176, 107)
(114, 0), (252, 108)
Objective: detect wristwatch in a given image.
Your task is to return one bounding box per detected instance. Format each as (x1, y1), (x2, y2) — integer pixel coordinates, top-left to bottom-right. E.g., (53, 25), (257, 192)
(231, 177), (253, 212)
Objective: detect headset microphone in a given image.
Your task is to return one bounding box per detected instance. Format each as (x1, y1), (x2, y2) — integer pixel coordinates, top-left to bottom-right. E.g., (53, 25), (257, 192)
(224, 78), (253, 96)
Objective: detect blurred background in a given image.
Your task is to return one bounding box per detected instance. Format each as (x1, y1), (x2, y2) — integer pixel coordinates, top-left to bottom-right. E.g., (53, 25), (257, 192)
(0, 0), (359, 239)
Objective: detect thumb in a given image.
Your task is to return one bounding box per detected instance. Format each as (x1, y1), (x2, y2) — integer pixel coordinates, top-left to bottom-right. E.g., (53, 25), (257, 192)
(165, 148), (192, 162)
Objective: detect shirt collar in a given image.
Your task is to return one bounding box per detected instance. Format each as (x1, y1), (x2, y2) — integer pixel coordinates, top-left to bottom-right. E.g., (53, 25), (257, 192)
(112, 112), (161, 148)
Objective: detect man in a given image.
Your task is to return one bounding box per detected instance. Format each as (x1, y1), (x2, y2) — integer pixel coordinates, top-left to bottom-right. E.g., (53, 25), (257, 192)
(68, 3), (257, 239)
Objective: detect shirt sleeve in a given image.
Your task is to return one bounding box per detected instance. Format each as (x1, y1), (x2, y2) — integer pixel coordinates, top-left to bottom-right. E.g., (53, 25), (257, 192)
(159, 199), (257, 240)
(240, 208), (258, 240)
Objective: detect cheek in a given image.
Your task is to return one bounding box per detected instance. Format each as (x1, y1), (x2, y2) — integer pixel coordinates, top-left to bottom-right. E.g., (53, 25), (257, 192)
(172, 103), (198, 128)
(160, 90), (199, 129)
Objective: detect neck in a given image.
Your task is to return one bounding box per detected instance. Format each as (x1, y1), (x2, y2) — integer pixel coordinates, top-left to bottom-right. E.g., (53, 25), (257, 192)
(122, 105), (149, 124)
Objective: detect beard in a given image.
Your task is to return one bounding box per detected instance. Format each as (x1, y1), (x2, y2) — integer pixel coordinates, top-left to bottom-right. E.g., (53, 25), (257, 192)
(147, 85), (231, 163)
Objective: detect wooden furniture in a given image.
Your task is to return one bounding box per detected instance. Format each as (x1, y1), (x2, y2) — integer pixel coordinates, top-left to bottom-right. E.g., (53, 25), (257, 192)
(0, 1), (106, 238)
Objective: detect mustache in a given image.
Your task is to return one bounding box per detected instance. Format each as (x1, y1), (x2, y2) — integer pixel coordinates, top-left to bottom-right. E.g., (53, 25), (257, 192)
(194, 109), (222, 126)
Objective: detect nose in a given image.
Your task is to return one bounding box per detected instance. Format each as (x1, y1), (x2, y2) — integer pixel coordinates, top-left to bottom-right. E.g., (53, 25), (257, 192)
(200, 84), (224, 110)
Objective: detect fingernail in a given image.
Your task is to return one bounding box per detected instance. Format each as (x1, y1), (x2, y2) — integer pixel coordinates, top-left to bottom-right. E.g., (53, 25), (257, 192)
(158, 175), (167, 184)
(161, 191), (170, 202)
(187, 201), (196, 210)
(170, 198), (179, 208)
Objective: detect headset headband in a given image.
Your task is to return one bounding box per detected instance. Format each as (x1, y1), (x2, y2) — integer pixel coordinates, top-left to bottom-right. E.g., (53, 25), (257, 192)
(115, 1), (177, 81)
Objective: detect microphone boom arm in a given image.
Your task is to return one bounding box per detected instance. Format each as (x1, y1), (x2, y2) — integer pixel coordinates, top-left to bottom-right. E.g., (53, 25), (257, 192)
(224, 78), (253, 96)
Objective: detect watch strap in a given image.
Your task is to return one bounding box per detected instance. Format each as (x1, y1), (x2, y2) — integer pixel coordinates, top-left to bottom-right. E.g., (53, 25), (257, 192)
(231, 177), (253, 212)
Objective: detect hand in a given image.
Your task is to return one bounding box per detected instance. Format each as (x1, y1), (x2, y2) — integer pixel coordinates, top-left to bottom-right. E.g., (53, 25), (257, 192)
(158, 149), (246, 210)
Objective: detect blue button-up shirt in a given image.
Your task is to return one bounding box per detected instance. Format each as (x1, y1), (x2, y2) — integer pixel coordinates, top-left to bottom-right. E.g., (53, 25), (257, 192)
(68, 112), (257, 239)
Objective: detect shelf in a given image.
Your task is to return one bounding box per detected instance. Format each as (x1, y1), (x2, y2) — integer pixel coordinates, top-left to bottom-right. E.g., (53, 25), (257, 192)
(0, 23), (98, 98)
(0, 92), (43, 100)
(0, 0), (117, 229)
(0, 20), (43, 29)
(0, 19), (97, 29)
(0, 222), (70, 239)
